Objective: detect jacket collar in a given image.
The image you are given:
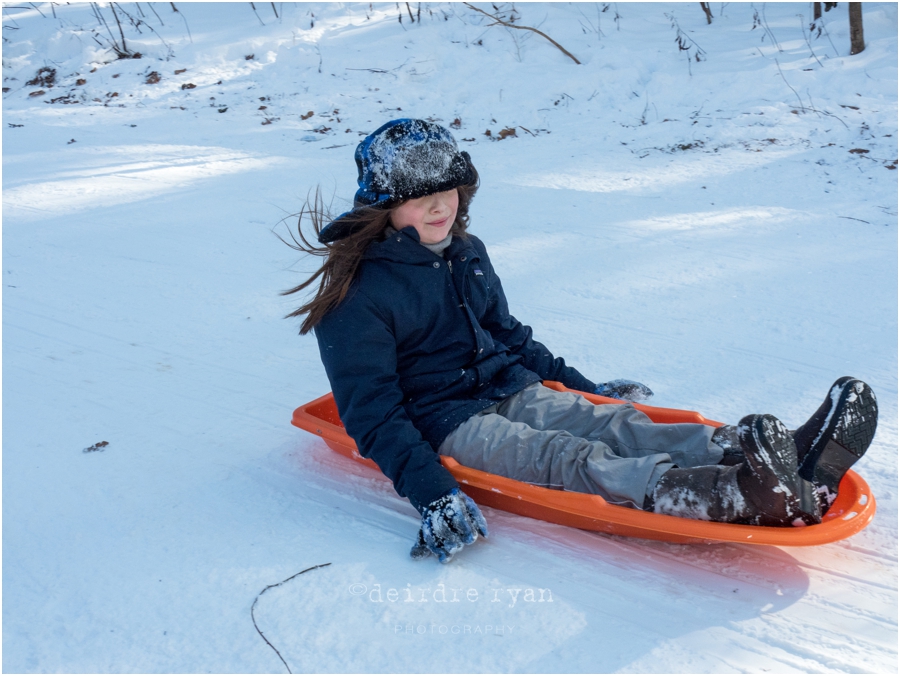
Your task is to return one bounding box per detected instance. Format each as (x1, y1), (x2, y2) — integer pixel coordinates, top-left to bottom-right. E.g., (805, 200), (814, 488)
(363, 227), (478, 264)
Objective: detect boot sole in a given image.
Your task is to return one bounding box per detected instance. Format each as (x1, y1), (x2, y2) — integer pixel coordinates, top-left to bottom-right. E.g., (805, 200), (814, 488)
(798, 379), (878, 508)
(798, 379), (878, 477)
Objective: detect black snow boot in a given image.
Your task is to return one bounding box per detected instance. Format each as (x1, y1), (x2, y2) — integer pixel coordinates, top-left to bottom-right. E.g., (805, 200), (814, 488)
(793, 377), (878, 512)
(649, 414), (820, 527)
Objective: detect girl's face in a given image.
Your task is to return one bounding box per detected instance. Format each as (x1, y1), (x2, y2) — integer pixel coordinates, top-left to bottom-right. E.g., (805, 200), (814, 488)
(391, 189), (459, 245)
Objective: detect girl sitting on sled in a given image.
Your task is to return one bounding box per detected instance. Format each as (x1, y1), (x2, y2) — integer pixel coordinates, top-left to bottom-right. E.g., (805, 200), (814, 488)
(283, 119), (878, 563)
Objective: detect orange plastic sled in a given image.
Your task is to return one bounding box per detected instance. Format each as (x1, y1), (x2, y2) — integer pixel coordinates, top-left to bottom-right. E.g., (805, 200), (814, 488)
(291, 381), (875, 546)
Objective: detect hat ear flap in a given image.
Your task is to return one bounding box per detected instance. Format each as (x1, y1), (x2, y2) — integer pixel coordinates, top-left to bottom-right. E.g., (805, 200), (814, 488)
(458, 151), (477, 186)
(317, 211), (358, 244)
(354, 145), (367, 187)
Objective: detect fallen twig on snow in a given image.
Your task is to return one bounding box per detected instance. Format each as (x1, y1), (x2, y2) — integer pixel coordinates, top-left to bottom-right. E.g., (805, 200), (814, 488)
(773, 54), (805, 110)
(251, 562), (332, 674)
(770, 55), (849, 129)
(463, 2), (581, 65)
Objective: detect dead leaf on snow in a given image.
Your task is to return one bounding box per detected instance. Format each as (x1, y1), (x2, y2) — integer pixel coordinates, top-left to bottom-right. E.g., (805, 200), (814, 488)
(26, 66), (56, 88)
(83, 440), (108, 453)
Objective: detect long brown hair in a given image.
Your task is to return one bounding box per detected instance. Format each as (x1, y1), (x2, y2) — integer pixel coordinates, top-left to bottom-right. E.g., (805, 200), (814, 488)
(280, 174), (479, 334)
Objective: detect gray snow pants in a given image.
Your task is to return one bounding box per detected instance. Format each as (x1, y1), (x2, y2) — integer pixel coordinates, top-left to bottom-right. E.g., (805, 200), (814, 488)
(438, 383), (725, 509)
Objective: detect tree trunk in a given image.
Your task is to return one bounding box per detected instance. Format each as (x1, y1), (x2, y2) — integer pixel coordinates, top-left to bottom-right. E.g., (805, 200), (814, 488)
(813, 3), (822, 21)
(849, 2), (865, 55)
(699, 2), (713, 24)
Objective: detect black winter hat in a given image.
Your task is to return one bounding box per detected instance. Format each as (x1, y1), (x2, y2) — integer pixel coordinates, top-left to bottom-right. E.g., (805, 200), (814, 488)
(318, 119), (476, 243)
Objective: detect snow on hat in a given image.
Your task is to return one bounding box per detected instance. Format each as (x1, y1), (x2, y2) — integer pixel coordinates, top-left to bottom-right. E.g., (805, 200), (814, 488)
(318, 119), (476, 243)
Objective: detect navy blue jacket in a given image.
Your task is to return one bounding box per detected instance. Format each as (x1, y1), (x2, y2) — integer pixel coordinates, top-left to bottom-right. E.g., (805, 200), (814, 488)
(315, 227), (597, 513)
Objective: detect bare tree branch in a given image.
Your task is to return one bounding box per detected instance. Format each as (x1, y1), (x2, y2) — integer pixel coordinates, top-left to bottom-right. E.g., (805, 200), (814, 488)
(250, 2), (265, 26)
(109, 3), (129, 53)
(463, 2), (581, 65)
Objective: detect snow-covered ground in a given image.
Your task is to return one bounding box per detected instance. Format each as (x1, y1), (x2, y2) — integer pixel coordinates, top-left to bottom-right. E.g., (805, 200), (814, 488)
(2, 2), (897, 672)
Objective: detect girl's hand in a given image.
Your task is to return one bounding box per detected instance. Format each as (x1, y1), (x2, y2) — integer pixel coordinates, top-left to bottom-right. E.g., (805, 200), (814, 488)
(410, 488), (488, 563)
(595, 379), (654, 402)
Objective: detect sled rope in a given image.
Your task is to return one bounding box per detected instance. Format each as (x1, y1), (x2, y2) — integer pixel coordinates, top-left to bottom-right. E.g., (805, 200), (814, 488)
(251, 562), (332, 674)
